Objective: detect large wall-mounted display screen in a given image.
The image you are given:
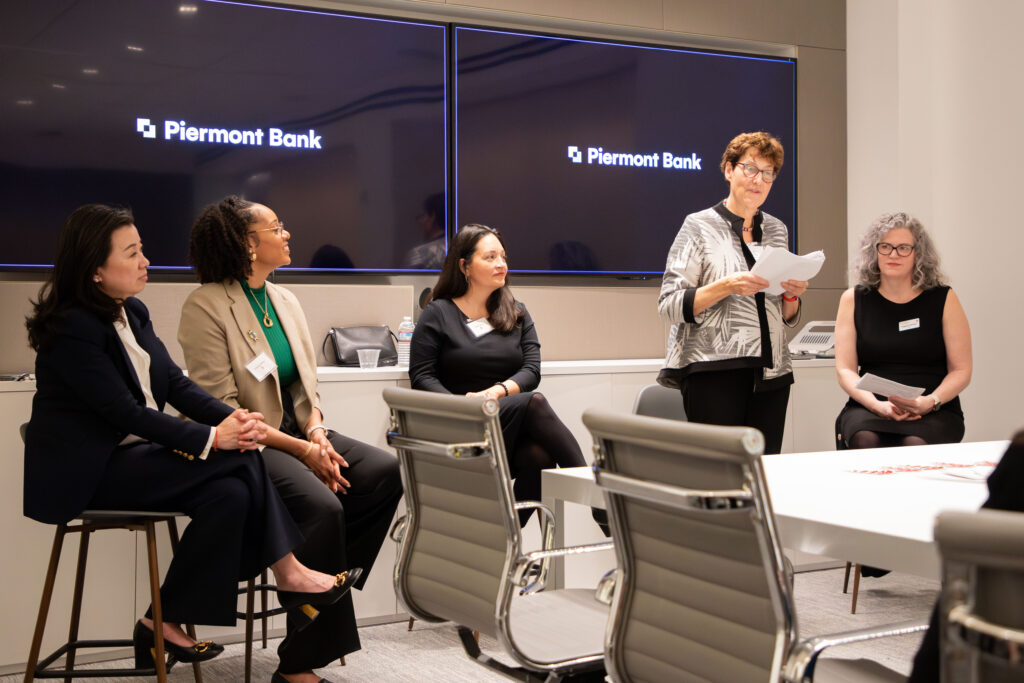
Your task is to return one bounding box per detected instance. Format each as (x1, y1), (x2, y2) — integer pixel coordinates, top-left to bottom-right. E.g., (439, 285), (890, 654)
(454, 27), (796, 275)
(0, 0), (447, 271)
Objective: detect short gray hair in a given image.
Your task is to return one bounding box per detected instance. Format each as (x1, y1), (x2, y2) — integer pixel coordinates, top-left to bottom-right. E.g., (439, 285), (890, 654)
(852, 212), (946, 290)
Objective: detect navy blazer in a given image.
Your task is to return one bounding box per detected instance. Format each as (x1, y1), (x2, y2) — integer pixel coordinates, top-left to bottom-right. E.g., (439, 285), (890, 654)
(24, 297), (233, 524)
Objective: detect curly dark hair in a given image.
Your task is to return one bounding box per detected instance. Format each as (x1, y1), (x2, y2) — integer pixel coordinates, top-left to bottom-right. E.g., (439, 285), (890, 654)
(26, 204), (133, 351)
(431, 224), (523, 333)
(188, 196), (259, 284)
(720, 131), (784, 175)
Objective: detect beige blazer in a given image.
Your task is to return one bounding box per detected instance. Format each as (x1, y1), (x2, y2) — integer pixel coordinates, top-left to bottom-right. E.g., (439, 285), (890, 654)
(178, 280), (321, 432)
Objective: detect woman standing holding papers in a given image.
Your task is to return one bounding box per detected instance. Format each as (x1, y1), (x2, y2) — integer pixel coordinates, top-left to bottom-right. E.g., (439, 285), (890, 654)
(835, 212), (971, 448)
(179, 196), (402, 683)
(658, 131), (806, 454)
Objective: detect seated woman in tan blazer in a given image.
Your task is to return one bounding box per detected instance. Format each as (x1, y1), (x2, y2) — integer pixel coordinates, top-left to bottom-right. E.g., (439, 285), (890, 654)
(178, 196), (402, 683)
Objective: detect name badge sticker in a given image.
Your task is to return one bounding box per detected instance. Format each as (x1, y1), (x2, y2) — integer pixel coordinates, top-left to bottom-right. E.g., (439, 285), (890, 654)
(466, 318), (495, 338)
(246, 351), (276, 382)
(898, 318), (921, 332)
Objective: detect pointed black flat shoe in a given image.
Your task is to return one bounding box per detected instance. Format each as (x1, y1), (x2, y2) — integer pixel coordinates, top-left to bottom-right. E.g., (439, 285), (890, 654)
(277, 568), (362, 628)
(271, 672), (333, 683)
(133, 620), (224, 669)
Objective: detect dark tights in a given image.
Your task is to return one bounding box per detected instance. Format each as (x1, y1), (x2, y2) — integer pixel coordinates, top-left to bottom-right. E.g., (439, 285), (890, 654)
(847, 430), (928, 450)
(509, 394), (586, 526)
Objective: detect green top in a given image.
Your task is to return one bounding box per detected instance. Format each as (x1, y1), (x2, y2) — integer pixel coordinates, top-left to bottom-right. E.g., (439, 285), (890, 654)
(240, 280), (300, 388)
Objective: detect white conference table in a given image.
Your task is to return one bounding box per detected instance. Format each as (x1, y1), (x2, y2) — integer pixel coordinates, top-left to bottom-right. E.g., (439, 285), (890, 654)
(542, 440), (1006, 587)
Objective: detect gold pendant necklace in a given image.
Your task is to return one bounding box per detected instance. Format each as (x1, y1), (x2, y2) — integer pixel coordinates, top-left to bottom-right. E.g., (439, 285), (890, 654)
(248, 285), (274, 328)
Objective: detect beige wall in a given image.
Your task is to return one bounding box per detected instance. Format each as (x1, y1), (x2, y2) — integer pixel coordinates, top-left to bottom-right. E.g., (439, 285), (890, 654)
(0, 0), (846, 372)
(847, 0), (1022, 442)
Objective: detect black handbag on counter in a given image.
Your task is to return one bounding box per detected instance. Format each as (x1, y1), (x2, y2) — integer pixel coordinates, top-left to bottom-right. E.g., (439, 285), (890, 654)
(322, 325), (398, 367)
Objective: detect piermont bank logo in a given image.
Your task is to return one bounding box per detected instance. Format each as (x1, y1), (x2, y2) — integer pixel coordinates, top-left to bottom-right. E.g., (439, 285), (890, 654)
(135, 117), (324, 149)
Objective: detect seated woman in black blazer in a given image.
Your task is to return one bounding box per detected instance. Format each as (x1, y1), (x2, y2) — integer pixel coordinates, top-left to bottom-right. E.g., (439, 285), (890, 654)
(23, 204), (357, 671)
(409, 224), (601, 529)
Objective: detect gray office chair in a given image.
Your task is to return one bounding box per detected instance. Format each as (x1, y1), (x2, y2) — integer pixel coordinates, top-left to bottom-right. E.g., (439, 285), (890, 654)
(631, 383), (686, 421)
(935, 509), (1024, 682)
(582, 408), (926, 682)
(383, 387), (614, 682)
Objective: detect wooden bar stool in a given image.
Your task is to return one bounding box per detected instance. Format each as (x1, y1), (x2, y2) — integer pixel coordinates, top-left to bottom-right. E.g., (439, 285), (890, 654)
(237, 574), (345, 683)
(24, 511), (204, 683)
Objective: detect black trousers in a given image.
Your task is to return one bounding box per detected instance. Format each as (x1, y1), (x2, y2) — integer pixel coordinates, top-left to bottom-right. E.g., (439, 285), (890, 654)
(681, 368), (791, 455)
(87, 442), (303, 626)
(262, 430), (403, 673)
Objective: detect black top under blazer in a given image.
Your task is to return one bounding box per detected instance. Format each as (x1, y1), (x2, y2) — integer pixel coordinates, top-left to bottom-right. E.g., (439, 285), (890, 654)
(24, 297), (233, 524)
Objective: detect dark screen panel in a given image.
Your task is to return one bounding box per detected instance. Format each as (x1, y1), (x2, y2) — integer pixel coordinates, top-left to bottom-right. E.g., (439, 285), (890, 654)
(0, 0), (447, 270)
(454, 27), (796, 274)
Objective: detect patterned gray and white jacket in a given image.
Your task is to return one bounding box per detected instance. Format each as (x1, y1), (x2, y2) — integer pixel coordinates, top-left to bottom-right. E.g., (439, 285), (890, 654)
(657, 203), (794, 390)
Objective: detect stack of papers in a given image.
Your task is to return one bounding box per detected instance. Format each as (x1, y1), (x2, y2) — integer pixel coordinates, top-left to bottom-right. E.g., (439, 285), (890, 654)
(750, 247), (826, 295)
(854, 373), (924, 399)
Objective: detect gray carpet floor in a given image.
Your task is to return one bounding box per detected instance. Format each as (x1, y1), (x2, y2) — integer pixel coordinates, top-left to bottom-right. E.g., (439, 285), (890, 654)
(1, 567), (936, 681)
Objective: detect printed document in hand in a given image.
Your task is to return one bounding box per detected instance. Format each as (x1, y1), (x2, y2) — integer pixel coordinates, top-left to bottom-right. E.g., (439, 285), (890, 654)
(750, 246), (826, 295)
(855, 373), (925, 399)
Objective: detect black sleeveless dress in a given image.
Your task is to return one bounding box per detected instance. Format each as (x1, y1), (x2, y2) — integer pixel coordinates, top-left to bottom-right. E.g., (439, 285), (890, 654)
(837, 285), (965, 445)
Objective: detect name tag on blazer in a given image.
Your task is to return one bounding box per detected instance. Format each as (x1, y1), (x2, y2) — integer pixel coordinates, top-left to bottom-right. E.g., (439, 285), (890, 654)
(246, 351), (277, 381)
(898, 318), (920, 332)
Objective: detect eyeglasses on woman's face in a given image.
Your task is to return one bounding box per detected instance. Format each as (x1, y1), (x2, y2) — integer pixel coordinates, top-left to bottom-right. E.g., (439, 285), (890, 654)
(876, 242), (915, 257)
(734, 161), (777, 183)
(248, 221), (286, 238)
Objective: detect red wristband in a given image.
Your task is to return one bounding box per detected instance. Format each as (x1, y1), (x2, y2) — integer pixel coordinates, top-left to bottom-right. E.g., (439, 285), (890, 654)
(782, 294), (799, 302)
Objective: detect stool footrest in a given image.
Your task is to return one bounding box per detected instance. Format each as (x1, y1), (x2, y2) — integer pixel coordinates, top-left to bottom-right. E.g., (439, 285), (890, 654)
(235, 606), (288, 619)
(34, 638), (165, 678)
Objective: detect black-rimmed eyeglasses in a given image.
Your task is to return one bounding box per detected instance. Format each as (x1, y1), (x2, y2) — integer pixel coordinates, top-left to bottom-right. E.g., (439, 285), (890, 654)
(735, 161), (777, 183)
(876, 242), (915, 257)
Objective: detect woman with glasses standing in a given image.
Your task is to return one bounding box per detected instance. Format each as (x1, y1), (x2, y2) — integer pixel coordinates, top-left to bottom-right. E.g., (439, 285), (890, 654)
(178, 196), (402, 683)
(658, 132), (806, 454)
(835, 212), (972, 448)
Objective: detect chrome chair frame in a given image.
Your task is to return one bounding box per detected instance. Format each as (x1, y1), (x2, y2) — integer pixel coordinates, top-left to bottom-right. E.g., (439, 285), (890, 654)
(384, 387), (612, 682)
(936, 508), (1024, 681)
(583, 408), (926, 683)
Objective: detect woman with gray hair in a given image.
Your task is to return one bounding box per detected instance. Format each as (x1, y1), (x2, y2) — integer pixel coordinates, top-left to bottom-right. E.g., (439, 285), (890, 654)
(835, 212), (972, 448)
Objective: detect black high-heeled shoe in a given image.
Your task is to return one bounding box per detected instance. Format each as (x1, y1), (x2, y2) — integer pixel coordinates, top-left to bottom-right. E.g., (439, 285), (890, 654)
(276, 568), (362, 629)
(133, 620), (224, 670)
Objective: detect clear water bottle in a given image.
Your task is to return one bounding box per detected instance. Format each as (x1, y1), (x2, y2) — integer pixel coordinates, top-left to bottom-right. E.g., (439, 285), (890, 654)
(396, 316), (415, 367)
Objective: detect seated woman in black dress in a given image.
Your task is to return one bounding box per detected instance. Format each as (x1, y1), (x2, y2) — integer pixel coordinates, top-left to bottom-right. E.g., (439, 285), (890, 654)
(23, 205), (355, 672)
(409, 224), (592, 527)
(835, 212), (972, 449)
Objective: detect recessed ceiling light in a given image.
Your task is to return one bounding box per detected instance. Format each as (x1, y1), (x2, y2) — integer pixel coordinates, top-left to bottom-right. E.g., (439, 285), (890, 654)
(16, 99), (33, 106)
(82, 68), (98, 75)
(126, 45), (144, 52)
(178, 4), (198, 13)
(51, 83), (66, 89)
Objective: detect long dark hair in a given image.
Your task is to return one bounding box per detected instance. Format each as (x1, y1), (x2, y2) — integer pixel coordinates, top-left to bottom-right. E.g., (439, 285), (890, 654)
(26, 204), (134, 351)
(189, 195), (258, 284)
(431, 224), (523, 332)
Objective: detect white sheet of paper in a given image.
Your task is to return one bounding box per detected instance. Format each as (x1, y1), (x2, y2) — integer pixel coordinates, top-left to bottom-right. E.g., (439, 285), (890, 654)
(246, 351), (276, 382)
(749, 246), (826, 295)
(855, 372), (925, 399)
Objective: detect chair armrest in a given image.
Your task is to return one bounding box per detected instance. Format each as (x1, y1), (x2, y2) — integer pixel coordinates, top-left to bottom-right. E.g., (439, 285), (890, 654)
(595, 568), (619, 605)
(513, 542), (615, 595)
(389, 515), (407, 543)
(783, 618), (928, 682)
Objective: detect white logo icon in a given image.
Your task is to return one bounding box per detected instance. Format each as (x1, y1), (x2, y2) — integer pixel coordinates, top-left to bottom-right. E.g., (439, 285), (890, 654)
(136, 118), (156, 139)
(567, 145), (582, 163)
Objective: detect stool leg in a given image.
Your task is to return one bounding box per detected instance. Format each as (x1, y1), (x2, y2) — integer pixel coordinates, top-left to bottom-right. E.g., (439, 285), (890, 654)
(24, 526), (68, 683)
(245, 579), (255, 683)
(165, 519), (204, 683)
(63, 529), (92, 683)
(145, 521), (168, 683)
(260, 569), (268, 649)
(842, 561), (852, 593)
(851, 564), (861, 614)
(407, 617), (415, 631)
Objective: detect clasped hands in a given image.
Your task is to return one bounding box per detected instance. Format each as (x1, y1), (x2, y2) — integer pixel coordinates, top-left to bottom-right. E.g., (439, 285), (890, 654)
(215, 409), (266, 450)
(304, 427), (351, 494)
(873, 395), (934, 421)
(466, 385), (505, 401)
